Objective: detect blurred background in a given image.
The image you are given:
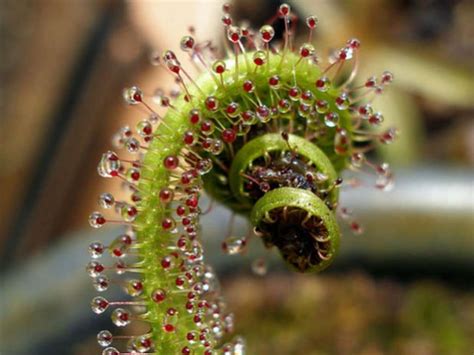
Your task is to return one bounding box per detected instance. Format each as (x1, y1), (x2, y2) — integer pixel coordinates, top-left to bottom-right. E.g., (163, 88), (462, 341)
(0, 0), (473, 354)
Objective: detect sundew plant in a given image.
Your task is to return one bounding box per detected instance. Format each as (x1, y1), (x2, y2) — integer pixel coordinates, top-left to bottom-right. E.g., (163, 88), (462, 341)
(87, 3), (396, 354)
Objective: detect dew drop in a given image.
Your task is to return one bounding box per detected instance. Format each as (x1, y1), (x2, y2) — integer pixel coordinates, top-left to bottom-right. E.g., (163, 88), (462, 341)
(120, 204), (138, 222)
(111, 308), (131, 327)
(351, 152), (365, 168)
(102, 347), (120, 355)
(222, 236), (247, 255)
(315, 99), (329, 114)
(151, 288), (166, 303)
(350, 221), (364, 235)
(134, 335), (153, 352)
(212, 60), (226, 74)
(241, 110), (256, 125)
(278, 99), (291, 113)
(136, 120), (153, 137)
(288, 86), (301, 101)
(126, 279), (144, 297)
(306, 15), (318, 29)
(86, 260), (105, 277)
(222, 128), (237, 143)
(205, 96), (219, 111)
(316, 76), (331, 92)
(365, 76), (377, 88)
(299, 43), (315, 58)
(180, 35), (195, 52)
(368, 112), (384, 126)
(221, 14), (232, 26)
(97, 151), (121, 178)
(379, 127), (398, 144)
(164, 155), (179, 170)
(335, 92), (350, 110)
(334, 128), (350, 155)
(381, 70), (394, 85)
(89, 212), (106, 229)
(259, 25), (275, 42)
(227, 26), (241, 43)
(253, 51), (266, 66)
(201, 120), (215, 136)
(93, 275), (110, 292)
(196, 158), (213, 175)
(268, 75), (280, 89)
(159, 187), (174, 204)
(125, 137), (140, 153)
(88, 241), (105, 258)
(226, 102), (240, 118)
(256, 105), (270, 123)
(97, 330), (113, 347)
(98, 193), (115, 209)
(123, 86), (143, 105)
(251, 258), (267, 276)
(211, 139), (224, 155)
(377, 162), (390, 175)
(324, 112), (339, 127)
(91, 296), (109, 314)
(233, 336), (246, 355)
(358, 104), (373, 118)
(376, 175), (394, 191)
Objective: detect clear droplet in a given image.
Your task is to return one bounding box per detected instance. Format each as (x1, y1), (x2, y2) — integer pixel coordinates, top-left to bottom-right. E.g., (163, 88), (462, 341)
(91, 296), (109, 314)
(126, 279), (144, 297)
(351, 152), (365, 168)
(211, 139), (224, 155)
(133, 335), (153, 352)
(123, 86), (143, 105)
(358, 104), (373, 118)
(315, 99), (329, 114)
(98, 193), (115, 209)
(89, 212), (106, 229)
(120, 204), (138, 222)
(299, 43), (315, 58)
(93, 275), (110, 292)
(379, 127), (398, 144)
(136, 120), (153, 137)
(375, 173), (394, 191)
(259, 25), (275, 42)
(256, 105), (270, 123)
(97, 330), (113, 347)
(315, 76), (331, 92)
(381, 70), (394, 85)
(86, 261), (105, 277)
(212, 60), (226, 74)
(251, 258), (267, 276)
(196, 158), (213, 175)
(222, 236), (247, 255)
(180, 35), (195, 52)
(102, 347), (119, 355)
(97, 151), (121, 178)
(334, 128), (350, 155)
(306, 15), (318, 29)
(233, 336), (246, 355)
(368, 112), (384, 126)
(115, 260), (126, 275)
(335, 92), (350, 110)
(324, 112), (339, 127)
(253, 50), (266, 66)
(227, 26), (242, 43)
(111, 308), (131, 327)
(88, 241), (105, 258)
(278, 99), (291, 113)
